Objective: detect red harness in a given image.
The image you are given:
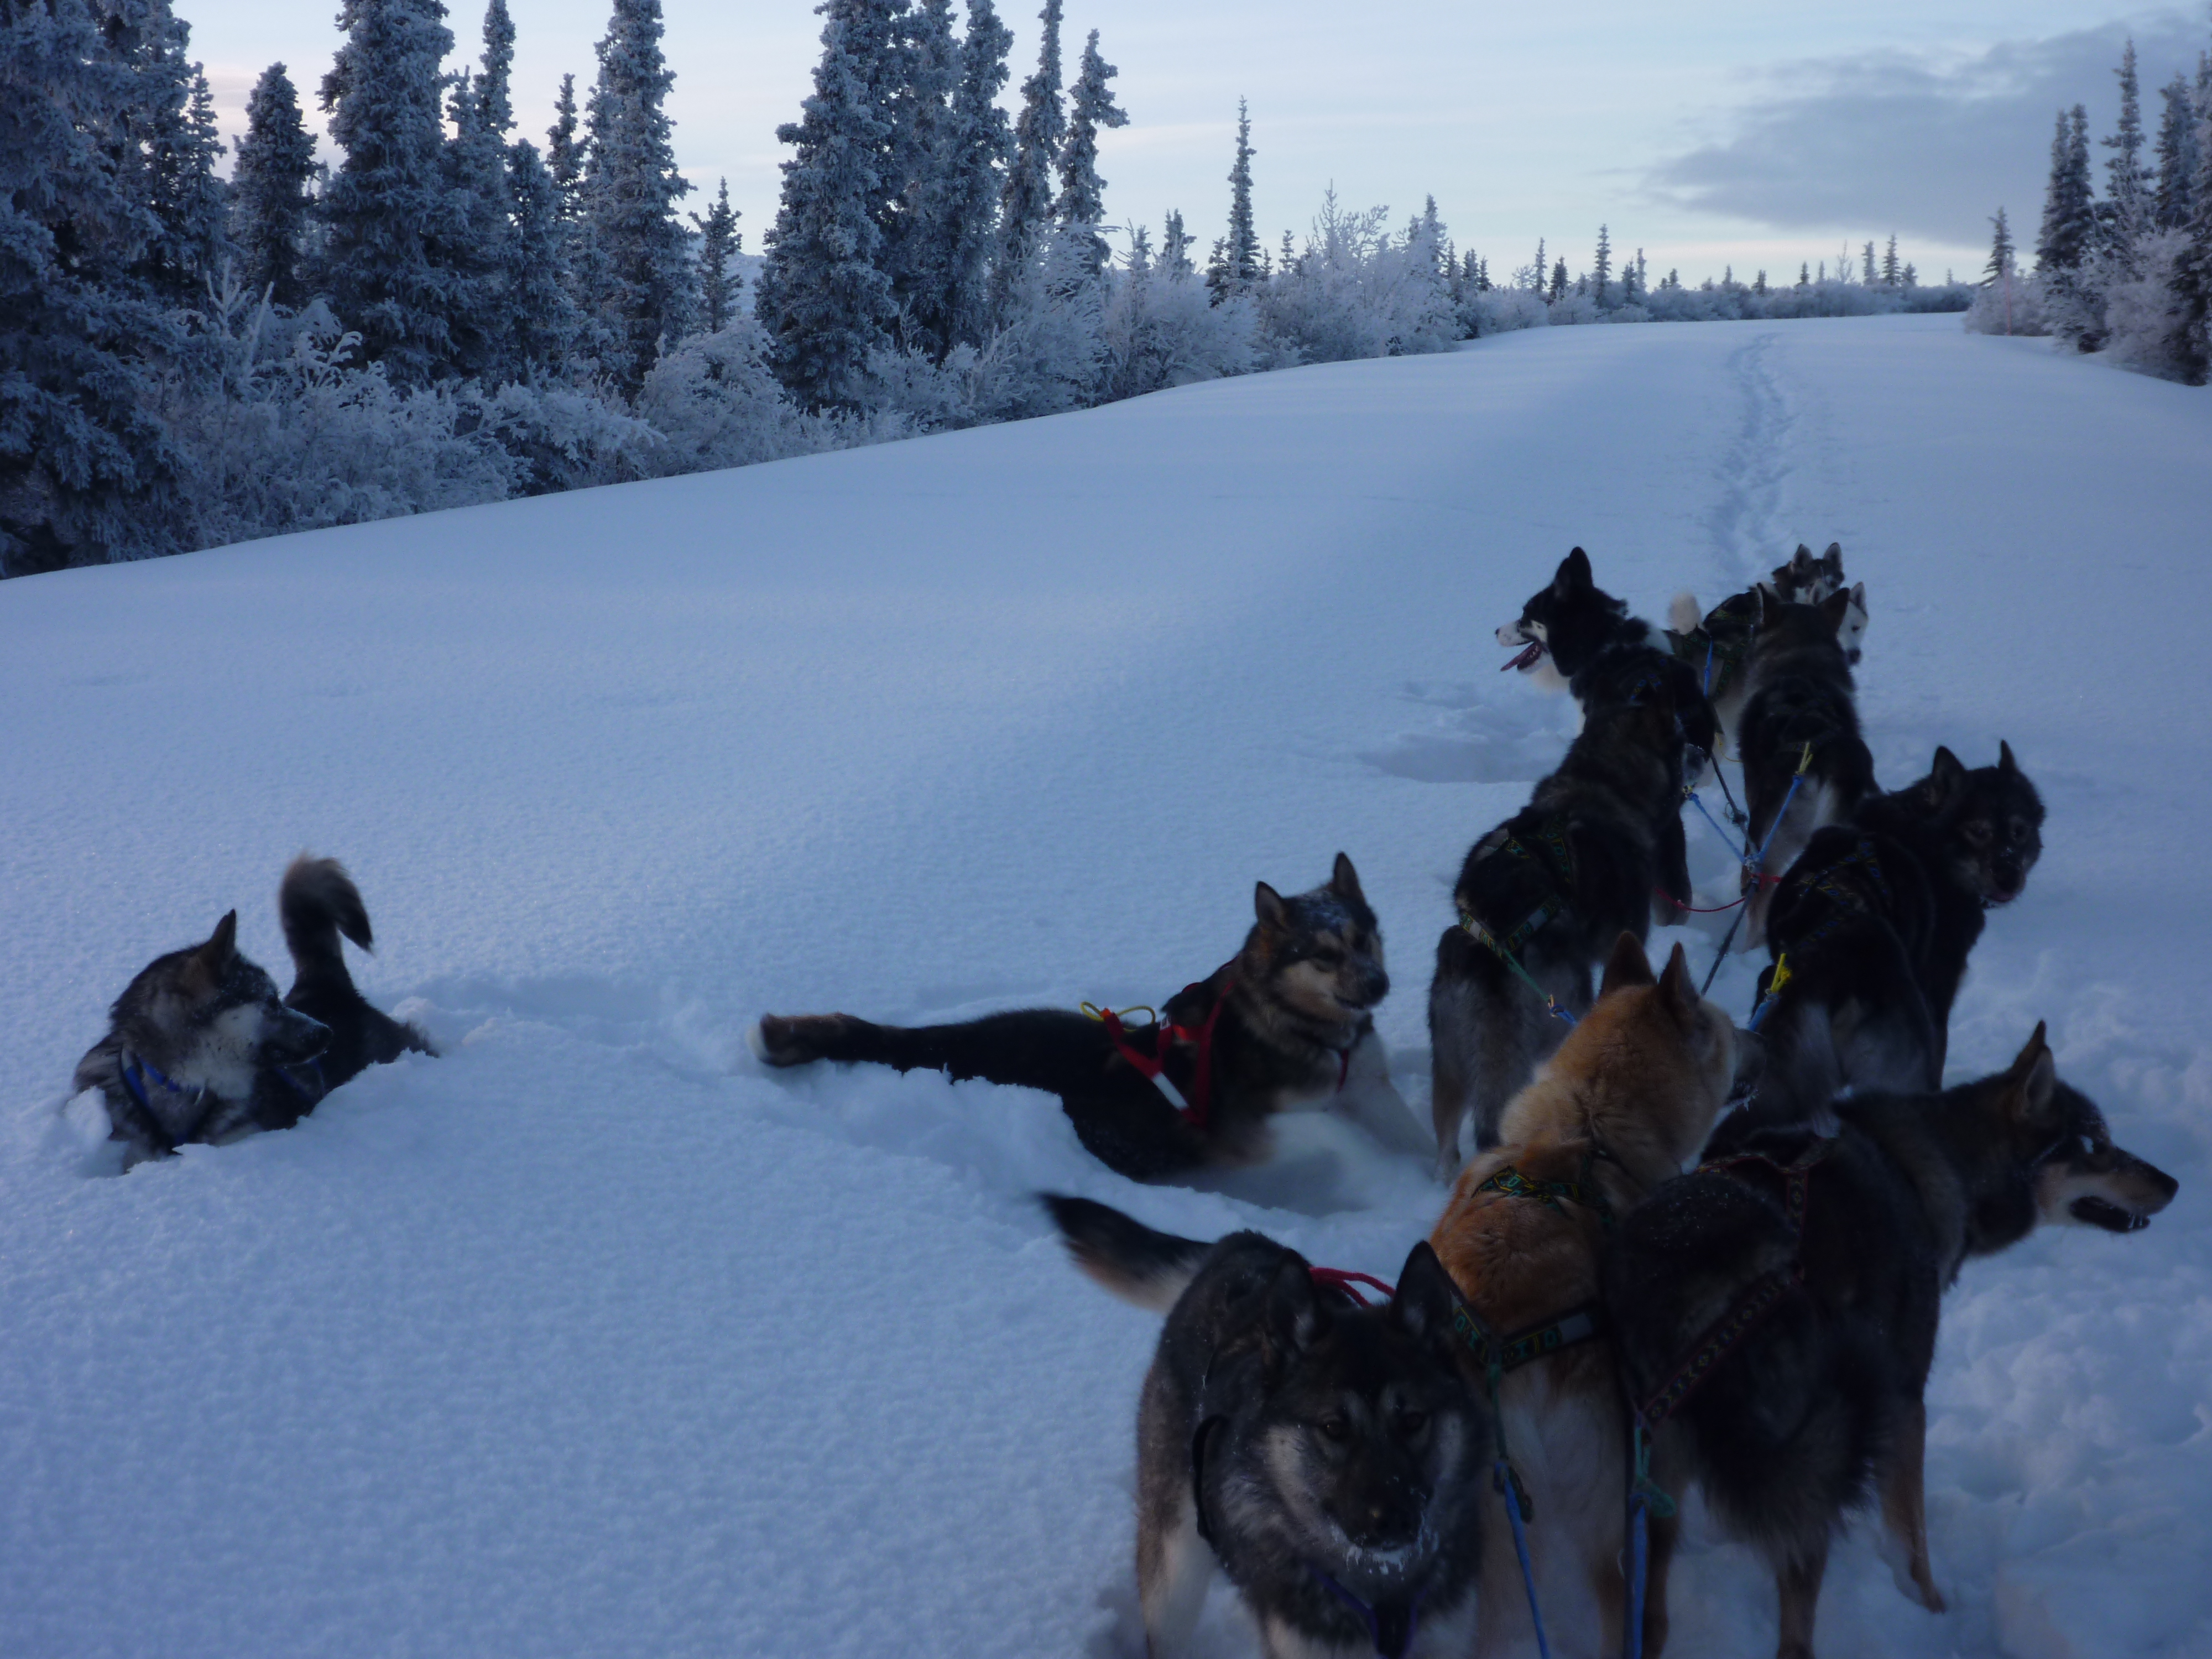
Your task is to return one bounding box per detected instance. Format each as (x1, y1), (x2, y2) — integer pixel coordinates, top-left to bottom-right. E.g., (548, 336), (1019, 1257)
(1095, 975), (1236, 1132)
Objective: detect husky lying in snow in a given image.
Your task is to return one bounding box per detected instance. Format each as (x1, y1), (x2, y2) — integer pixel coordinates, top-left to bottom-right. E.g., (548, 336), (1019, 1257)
(1439, 550), (1717, 1164)
(1429, 934), (1739, 1659)
(1043, 1195), (1485, 1659)
(1751, 744), (2044, 1123)
(1664, 543), (1868, 748)
(752, 854), (1430, 1181)
(1606, 1025), (2176, 1659)
(74, 855), (434, 1164)
(1735, 587), (1878, 948)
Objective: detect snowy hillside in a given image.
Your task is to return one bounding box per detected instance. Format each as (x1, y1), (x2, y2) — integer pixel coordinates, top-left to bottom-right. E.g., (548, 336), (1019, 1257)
(2, 314), (2206, 1658)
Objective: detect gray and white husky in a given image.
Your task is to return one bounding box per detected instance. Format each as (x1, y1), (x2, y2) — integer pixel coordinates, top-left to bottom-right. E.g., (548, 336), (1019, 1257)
(73, 856), (432, 1165)
(1045, 1196), (1487, 1658)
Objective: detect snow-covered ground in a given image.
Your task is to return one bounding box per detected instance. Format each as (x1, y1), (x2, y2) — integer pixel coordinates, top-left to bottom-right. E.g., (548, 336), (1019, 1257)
(1, 314), (2206, 1658)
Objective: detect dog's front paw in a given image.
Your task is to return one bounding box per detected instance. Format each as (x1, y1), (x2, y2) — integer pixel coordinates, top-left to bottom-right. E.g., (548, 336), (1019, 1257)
(748, 1015), (829, 1068)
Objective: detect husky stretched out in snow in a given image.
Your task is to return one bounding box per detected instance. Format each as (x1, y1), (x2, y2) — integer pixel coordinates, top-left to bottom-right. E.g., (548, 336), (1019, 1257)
(1663, 543), (1869, 748)
(1438, 550), (1718, 1165)
(1606, 1025), (2176, 1659)
(74, 855), (435, 1164)
(1749, 744), (2044, 1124)
(1734, 585), (1878, 947)
(751, 854), (1430, 1181)
(1042, 1195), (1486, 1659)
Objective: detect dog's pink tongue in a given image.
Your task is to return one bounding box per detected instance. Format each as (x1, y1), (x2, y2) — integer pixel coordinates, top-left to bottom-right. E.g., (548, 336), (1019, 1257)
(1503, 640), (1545, 672)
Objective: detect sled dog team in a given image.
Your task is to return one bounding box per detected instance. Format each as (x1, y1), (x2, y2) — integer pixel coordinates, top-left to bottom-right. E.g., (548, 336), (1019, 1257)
(73, 545), (2178, 1658)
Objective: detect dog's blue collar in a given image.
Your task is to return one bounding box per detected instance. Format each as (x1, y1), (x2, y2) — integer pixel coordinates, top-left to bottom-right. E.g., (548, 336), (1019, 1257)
(118, 1051), (197, 1113)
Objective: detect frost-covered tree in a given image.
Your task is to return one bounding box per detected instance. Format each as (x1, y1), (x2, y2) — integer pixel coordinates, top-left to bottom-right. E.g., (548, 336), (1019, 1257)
(1881, 234), (1900, 286)
(1548, 257), (1567, 301)
(2154, 72), (2199, 231)
(105, 0), (228, 306)
(578, 0), (696, 393)
(1591, 223), (1611, 306)
(505, 138), (580, 374)
(1215, 99), (1262, 296)
(994, 0), (1063, 317)
(546, 72), (584, 221)
(1161, 208), (1194, 278)
(1, 0), (186, 571)
(922, 0), (1011, 351)
(2038, 103), (2103, 348)
(877, 0), (956, 348)
(757, 0), (898, 409)
(442, 1), (523, 382)
(319, 0), (465, 383)
(1985, 207), (2015, 280)
(1053, 28), (1126, 276)
(231, 63), (317, 307)
(2169, 57), (2212, 382)
(2099, 40), (2153, 281)
(692, 176), (741, 332)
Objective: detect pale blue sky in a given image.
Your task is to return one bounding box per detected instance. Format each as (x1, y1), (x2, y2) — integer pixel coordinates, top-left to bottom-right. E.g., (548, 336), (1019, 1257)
(187, 0), (2207, 285)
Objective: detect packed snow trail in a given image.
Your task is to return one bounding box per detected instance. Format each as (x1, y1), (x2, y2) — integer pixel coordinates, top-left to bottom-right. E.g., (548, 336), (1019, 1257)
(0, 316), (2206, 1658)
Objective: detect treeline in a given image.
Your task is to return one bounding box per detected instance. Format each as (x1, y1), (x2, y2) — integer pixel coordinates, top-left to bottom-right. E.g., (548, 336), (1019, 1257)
(0, 0), (1981, 577)
(1966, 32), (2212, 383)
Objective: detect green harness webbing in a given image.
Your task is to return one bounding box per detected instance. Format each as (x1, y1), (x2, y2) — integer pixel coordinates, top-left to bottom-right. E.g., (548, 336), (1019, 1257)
(1458, 822), (1580, 1026)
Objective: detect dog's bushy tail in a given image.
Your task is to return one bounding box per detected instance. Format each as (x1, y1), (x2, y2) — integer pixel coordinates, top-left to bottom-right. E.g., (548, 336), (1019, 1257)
(1040, 1194), (1212, 1312)
(280, 854), (373, 980)
(1668, 592), (1704, 635)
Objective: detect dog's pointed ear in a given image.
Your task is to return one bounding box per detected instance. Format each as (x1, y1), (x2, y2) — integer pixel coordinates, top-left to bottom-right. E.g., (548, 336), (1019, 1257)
(2003, 1021), (2057, 1120)
(1329, 852), (1365, 907)
(1791, 543), (1813, 575)
(1554, 546), (1593, 596)
(1819, 588), (1851, 633)
(1822, 542), (1844, 580)
(1754, 584), (1771, 626)
(1261, 1256), (1327, 1375)
(1850, 580), (1866, 611)
(186, 910), (238, 990)
(1254, 881), (1291, 931)
(1389, 1240), (1459, 1349)
(1657, 942), (1699, 1024)
(1999, 739), (2019, 776)
(1600, 930), (1655, 996)
(1924, 745), (1967, 808)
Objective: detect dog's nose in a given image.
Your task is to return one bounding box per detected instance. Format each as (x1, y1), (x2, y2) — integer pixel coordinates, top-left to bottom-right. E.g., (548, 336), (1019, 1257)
(1359, 966), (1390, 1006)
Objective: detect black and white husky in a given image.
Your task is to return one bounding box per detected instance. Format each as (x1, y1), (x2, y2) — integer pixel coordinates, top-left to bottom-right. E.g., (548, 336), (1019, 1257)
(1044, 1196), (1486, 1659)
(73, 855), (433, 1164)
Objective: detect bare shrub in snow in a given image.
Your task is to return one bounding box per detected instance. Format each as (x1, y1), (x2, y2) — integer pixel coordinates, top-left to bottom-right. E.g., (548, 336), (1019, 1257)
(1261, 190), (1458, 363)
(1098, 262), (1257, 399)
(1963, 276), (2050, 337)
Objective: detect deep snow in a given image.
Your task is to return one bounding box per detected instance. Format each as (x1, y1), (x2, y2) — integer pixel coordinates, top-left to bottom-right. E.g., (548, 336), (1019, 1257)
(1, 314), (2206, 1658)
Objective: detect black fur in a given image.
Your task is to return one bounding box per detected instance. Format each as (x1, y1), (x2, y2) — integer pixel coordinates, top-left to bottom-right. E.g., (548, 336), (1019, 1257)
(755, 855), (1404, 1181)
(275, 855), (435, 1120)
(1754, 744), (2044, 1119)
(1736, 590), (1877, 888)
(1606, 1046), (2174, 1656)
(1045, 1199), (1486, 1658)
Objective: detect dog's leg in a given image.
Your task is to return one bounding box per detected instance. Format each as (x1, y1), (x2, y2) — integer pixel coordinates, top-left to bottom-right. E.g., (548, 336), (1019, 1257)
(752, 1008), (1109, 1093)
(1332, 1030), (1429, 1157)
(1773, 1538), (1829, 1659)
(1137, 1485), (1212, 1659)
(1430, 930), (1479, 1175)
(1877, 1397), (1945, 1613)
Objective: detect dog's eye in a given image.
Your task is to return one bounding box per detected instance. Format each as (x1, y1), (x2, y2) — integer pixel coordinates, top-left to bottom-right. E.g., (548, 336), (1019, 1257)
(1312, 950), (1344, 969)
(1318, 1417), (1349, 1443)
(1394, 1410), (1428, 1437)
(1962, 821), (1991, 847)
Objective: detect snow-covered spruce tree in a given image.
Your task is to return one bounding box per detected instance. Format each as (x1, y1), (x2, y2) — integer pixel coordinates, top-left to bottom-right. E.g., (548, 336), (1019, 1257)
(875, 0), (956, 353)
(1098, 223), (1254, 399)
(1161, 208), (1194, 277)
(2162, 54), (2212, 383)
(928, 0), (1011, 353)
(691, 177), (741, 332)
(577, 0), (695, 394)
(1591, 223), (1611, 307)
(231, 63), (318, 307)
(1882, 234), (1900, 286)
(318, 0), (466, 383)
(1206, 98), (1261, 304)
(441, 1), (523, 384)
(993, 0), (1063, 320)
(1, 0), (187, 571)
(104, 0), (228, 307)
(2099, 40), (2153, 284)
(757, 0), (899, 410)
(2038, 104), (2103, 348)
(2155, 72), (2199, 231)
(1985, 208), (2015, 281)
(1053, 28), (1126, 278)
(546, 72), (584, 221)
(505, 138), (581, 375)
